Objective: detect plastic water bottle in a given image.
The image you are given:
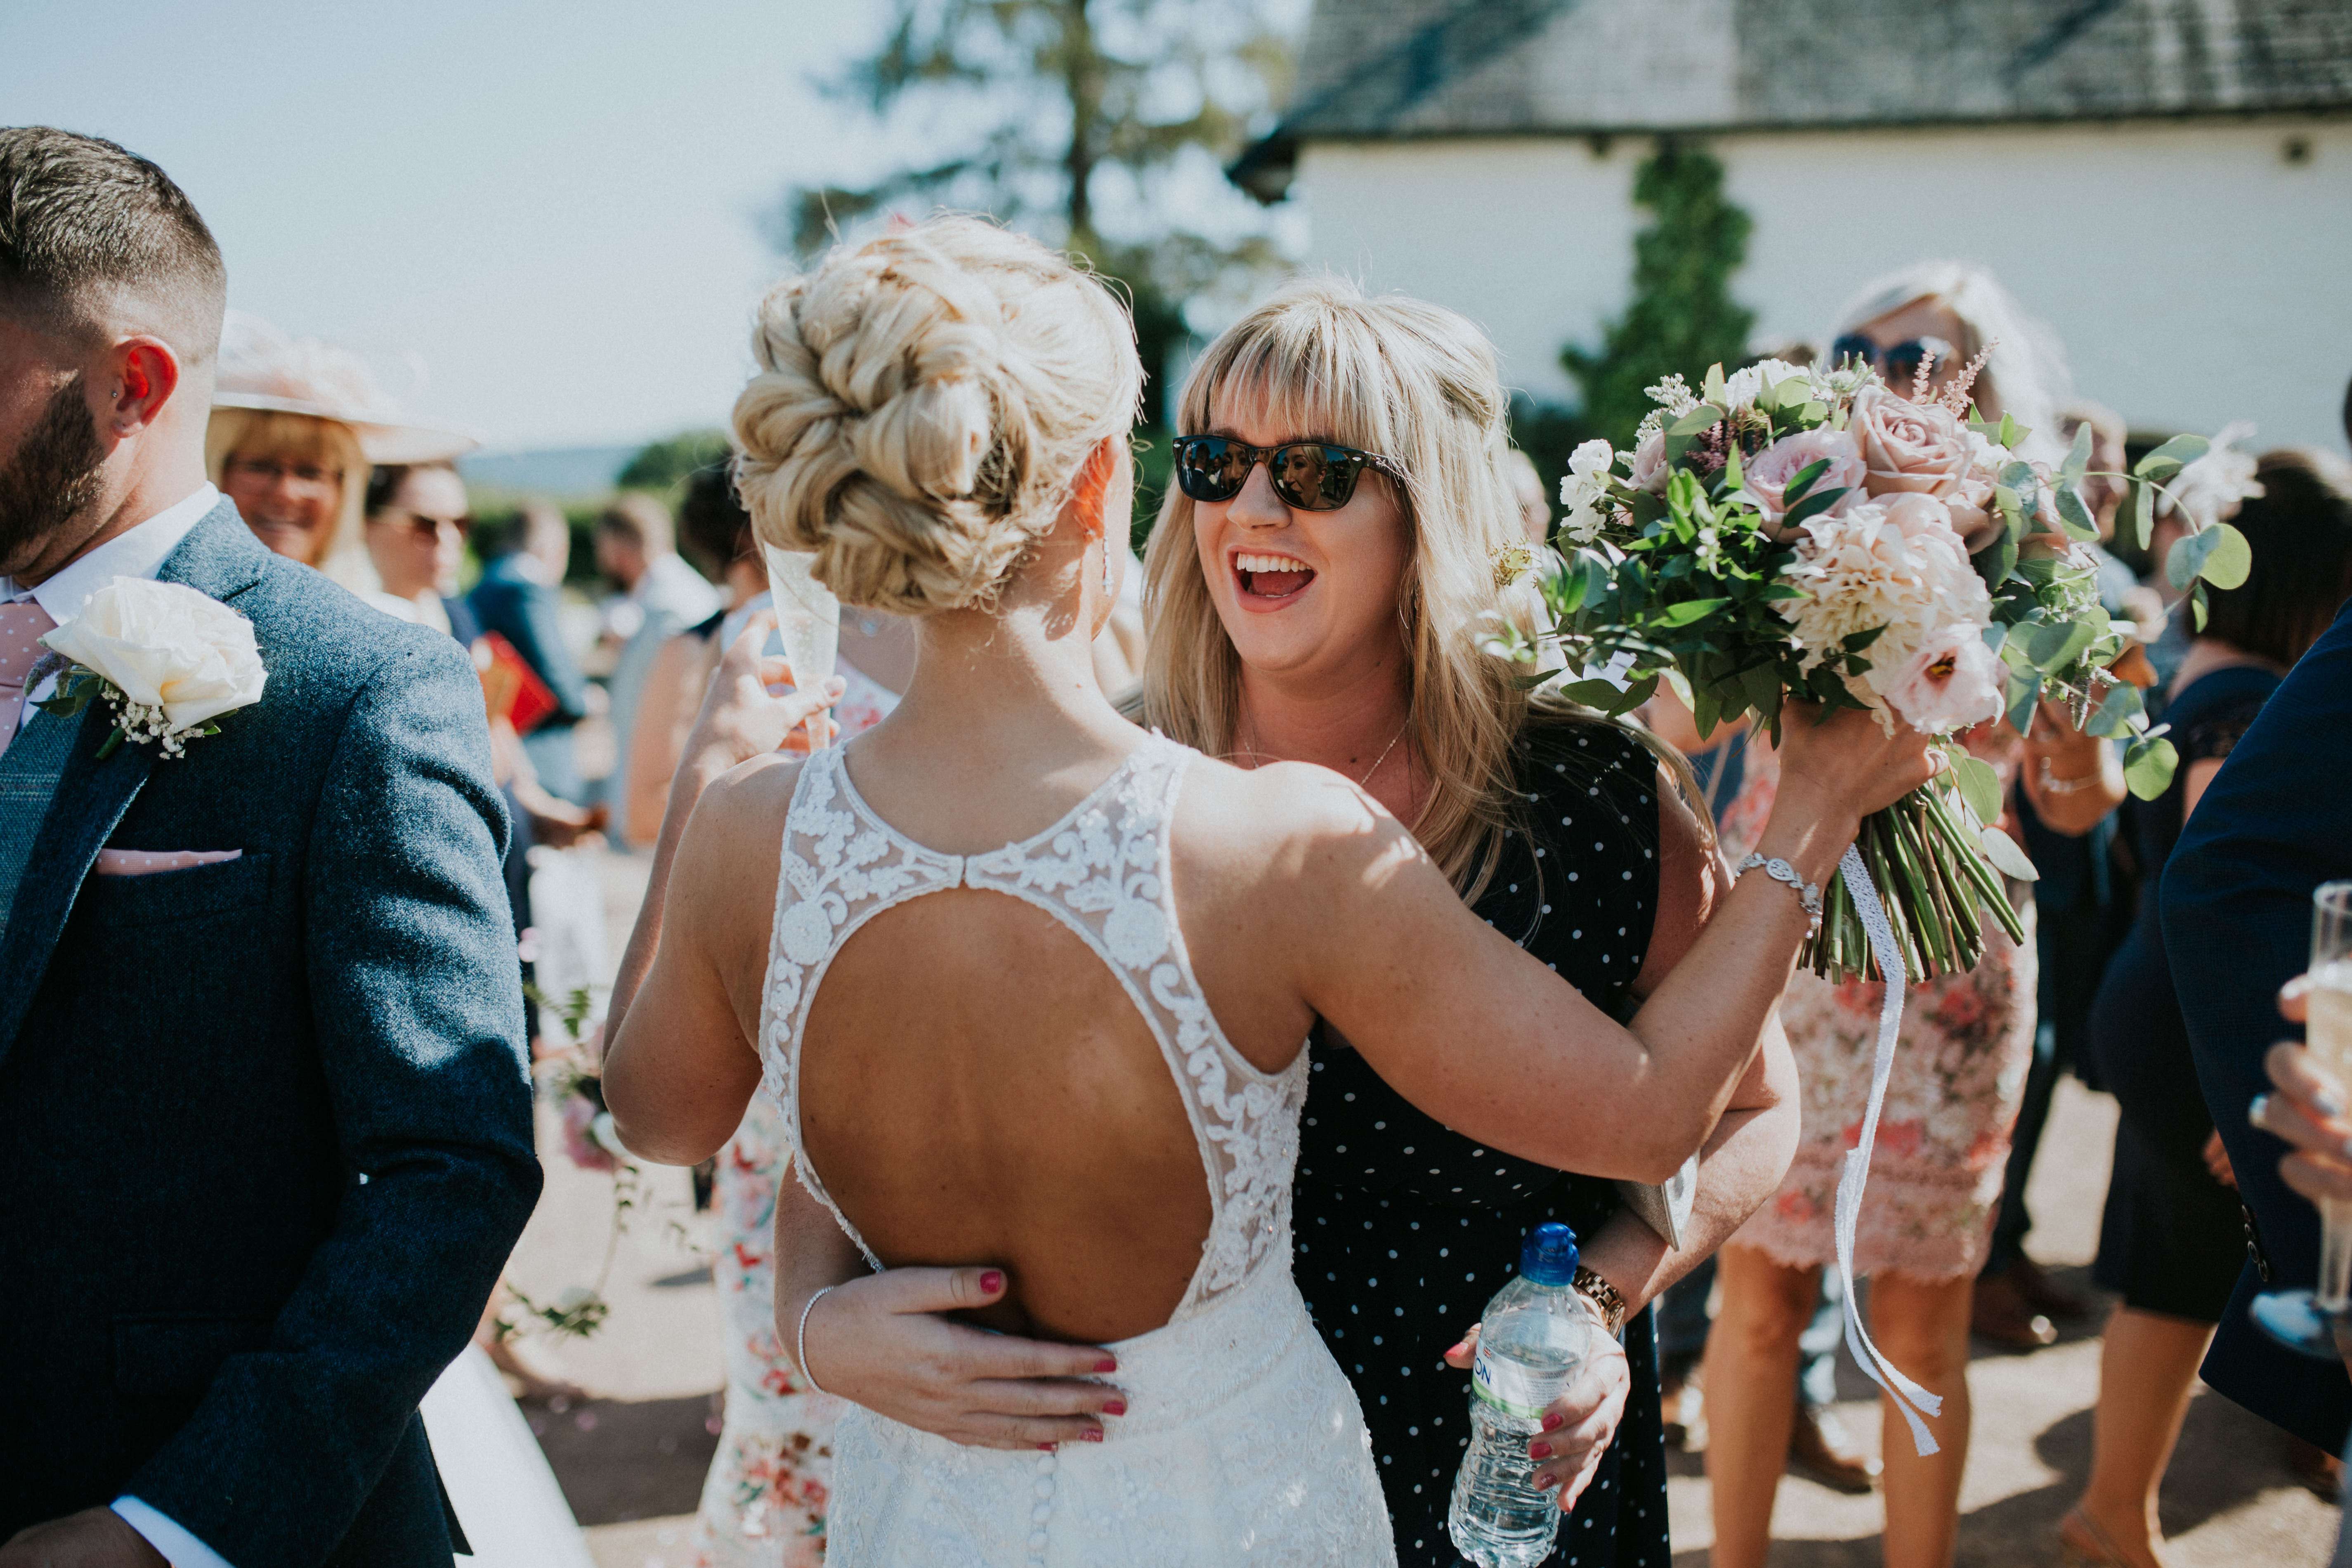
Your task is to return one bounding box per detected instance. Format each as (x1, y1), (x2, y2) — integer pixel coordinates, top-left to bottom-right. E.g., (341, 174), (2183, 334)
(1447, 1222), (1594, 1567)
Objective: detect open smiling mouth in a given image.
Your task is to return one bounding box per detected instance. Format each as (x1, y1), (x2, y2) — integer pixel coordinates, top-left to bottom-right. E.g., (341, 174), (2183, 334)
(1235, 551), (1316, 603)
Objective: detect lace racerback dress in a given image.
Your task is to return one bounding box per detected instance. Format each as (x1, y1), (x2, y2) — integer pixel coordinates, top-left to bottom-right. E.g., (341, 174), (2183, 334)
(760, 733), (1396, 1567)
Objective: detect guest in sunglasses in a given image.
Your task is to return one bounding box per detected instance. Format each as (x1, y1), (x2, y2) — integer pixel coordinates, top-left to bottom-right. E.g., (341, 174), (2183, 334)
(1828, 260), (2069, 465)
(364, 462), (475, 634)
(749, 274), (1805, 1568)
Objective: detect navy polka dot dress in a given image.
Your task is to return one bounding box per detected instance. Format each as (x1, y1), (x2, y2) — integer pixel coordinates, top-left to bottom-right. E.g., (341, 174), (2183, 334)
(1294, 720), (1670, 1568)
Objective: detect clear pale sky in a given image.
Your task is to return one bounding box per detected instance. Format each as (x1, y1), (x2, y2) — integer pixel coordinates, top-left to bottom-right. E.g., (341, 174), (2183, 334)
(3, 1), (934, 451)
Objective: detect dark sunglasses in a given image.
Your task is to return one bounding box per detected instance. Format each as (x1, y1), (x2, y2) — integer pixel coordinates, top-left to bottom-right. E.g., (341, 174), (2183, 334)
(1172, 436), (1406, 512)
(1830, 333), (1957, 387)
(375, 509), (472, 538)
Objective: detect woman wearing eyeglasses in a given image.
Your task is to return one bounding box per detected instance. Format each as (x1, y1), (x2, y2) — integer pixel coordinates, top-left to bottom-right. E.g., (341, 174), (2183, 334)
(206, 313), (476, 592)
(747, 273), (1814, 1568)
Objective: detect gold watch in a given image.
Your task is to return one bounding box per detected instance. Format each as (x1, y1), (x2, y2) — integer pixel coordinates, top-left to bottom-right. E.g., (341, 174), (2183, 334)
(1571, 1265), (1628, 1339)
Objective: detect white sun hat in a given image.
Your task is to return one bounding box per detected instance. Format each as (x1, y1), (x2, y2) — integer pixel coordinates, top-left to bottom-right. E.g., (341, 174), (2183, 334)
(212, 311), (478, 464)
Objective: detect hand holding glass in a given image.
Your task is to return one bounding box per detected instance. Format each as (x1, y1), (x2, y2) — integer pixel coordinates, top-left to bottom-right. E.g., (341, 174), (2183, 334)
(763, 545), (841, 750)
(2251, 881), (2352, 1358)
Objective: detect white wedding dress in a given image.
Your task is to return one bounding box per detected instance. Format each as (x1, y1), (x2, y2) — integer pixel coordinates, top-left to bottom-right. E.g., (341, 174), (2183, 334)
(759, 734), (1395, 1566)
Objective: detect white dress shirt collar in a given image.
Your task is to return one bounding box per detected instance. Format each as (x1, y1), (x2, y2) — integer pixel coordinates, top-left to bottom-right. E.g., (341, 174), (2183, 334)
(2, 483), (220, 623)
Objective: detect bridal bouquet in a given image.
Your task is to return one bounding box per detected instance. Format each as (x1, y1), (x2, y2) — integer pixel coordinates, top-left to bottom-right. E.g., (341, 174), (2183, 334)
(1497, 354), (2238, 985)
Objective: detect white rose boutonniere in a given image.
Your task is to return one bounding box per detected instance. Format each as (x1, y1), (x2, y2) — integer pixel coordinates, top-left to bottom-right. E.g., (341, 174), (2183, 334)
(36, 576), (267, 759)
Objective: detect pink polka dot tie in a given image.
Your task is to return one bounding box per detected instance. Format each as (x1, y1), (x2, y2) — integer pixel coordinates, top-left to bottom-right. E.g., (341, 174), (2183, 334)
(0, 600), (59, 759)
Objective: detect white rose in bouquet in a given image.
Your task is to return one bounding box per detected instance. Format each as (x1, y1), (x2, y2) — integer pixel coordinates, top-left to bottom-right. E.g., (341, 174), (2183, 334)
(1881, 623), (2005, 734)
(41, 577), (267, 746)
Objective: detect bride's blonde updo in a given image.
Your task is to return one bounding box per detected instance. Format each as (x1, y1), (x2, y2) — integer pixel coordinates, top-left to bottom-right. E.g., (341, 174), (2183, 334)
(732, 216), (1141, 614)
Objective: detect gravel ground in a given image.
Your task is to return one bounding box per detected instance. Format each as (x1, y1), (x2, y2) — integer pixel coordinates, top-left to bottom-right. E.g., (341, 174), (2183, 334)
(505, 846), (2341, 1567)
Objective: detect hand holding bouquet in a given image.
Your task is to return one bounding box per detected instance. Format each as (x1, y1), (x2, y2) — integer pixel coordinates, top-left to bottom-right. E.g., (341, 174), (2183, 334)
(1502, 353), (2239, 983)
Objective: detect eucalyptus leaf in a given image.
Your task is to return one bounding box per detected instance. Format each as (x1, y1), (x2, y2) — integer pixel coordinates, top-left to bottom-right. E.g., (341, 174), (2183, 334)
(2054, 484), (2099, 541)
(2166, 528), (2217, 591)
(1703, 363), (1728, 407)
(2027, 619), (2096, 672)
(2198, 522), (2251, 589)
(2060, 421), (2093, 486)
(2123, 734), (2179, 799)
(2006, 667), (2043, 733)
(2133, 432), (2209, 483)
(2085, 679), (2143, 738)
(2191, 581), (2209, 632)
(1955, 755), (2003, 824)
(1978, 826), (2039, 881)
(2132, 480), (2154, 551)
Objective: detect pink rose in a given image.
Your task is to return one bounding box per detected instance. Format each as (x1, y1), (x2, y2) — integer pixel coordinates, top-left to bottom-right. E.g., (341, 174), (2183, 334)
(1882, 623), (2004, 734)
(1627, 428), (1669, 494)
(1851, 385), (1972, 500)
(1743, 428), (1863, 527)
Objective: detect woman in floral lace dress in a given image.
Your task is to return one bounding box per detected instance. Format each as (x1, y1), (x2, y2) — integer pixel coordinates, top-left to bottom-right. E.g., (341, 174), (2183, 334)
(1699, 726), (2035, 1568)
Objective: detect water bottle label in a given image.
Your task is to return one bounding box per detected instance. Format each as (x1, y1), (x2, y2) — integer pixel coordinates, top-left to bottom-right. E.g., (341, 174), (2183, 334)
(1471, 1339), (1570, 1419)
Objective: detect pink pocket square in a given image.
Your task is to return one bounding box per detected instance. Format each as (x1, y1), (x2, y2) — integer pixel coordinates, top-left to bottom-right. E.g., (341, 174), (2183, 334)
(94, 848), (243, 877)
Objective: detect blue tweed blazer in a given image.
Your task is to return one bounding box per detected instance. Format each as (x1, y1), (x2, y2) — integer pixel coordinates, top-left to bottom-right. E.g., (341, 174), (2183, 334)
(2165, 595), (2352, 1452)
(0, 503), (543, 1567)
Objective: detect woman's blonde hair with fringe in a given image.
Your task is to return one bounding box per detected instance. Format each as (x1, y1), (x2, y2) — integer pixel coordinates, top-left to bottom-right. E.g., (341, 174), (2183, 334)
(1139, 276), (1684, 901)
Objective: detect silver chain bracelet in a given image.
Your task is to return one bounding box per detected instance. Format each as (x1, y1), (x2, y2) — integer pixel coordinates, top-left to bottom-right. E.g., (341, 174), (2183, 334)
(1736, 852), (1823, 936)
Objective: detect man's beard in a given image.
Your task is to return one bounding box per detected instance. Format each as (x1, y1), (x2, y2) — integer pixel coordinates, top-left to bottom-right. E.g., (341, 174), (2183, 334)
(0, 376), (106, 572)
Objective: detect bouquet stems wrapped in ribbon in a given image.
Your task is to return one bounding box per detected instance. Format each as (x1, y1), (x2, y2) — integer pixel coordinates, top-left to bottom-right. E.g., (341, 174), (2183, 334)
(1497, 354), (2241, 984)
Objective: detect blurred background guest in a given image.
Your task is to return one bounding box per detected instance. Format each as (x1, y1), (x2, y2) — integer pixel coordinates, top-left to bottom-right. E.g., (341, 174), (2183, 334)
(595, 492), (720, 837)
(364, 461), (473, 634)
(2068, 449), (2352, 1564)
(623, 466), (767, 846)
(1703, 262), (2117, 1568)
(208, 311), (474, 590)
(1828, 260), (2069, 465)
(1502, 446), (1550, 546)
(472, 501), (593, 804)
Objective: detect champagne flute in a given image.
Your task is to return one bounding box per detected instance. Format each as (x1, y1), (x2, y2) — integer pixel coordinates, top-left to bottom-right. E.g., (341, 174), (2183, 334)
(761, 544), (840, 750)
(2251, 881), (2352, 1357)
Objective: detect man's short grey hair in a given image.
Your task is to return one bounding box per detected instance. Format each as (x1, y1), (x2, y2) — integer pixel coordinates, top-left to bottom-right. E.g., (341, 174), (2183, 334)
(0, 126), (227, 364)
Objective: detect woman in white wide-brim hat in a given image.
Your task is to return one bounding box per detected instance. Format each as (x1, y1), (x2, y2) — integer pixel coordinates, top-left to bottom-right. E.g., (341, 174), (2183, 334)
(207, 312), (476, 592)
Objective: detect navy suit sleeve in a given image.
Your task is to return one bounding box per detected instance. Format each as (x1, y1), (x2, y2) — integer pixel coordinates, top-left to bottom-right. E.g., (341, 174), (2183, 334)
(2163, 596), (2352, 1449)
(124, 633), (543, 1567)
(472, 567), (589, 722)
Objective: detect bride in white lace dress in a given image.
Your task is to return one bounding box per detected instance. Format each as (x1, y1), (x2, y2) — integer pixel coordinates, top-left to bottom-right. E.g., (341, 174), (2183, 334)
(599, 218), (1935, 1566)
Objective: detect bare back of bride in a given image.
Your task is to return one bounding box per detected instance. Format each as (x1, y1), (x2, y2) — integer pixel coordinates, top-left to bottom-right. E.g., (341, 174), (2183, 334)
(602, 217), (1936, 1567)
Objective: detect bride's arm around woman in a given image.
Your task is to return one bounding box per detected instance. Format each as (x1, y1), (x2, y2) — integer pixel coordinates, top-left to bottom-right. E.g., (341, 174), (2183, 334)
(599, 217), (1934, 1565)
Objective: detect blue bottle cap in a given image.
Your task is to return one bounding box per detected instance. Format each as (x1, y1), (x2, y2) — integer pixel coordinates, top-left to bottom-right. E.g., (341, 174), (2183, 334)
(1520, 1221), (1580, 1287)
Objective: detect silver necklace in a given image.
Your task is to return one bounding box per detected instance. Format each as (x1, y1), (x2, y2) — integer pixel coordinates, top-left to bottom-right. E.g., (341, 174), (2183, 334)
(1240, 715), (1410, 787)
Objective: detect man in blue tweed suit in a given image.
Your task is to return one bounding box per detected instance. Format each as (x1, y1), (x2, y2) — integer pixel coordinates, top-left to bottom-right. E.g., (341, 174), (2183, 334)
(0, 130), (541, 1567)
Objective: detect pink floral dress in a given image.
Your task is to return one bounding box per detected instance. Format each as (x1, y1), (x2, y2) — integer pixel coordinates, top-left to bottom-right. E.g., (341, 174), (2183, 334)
(691, 660), (898, 1568)
(1717, 732), (2038, 1282)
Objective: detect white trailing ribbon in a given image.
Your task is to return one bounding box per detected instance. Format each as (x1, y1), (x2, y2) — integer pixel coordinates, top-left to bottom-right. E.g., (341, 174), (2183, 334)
(1830, 843), (1944, 1457)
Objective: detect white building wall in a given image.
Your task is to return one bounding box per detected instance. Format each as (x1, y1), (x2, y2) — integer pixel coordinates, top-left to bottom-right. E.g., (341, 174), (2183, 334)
(1296, 119), (2352, 452)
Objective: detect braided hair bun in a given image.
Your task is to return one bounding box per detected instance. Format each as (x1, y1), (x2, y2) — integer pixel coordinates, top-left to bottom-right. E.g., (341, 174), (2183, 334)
(732, 217), (1141, 614)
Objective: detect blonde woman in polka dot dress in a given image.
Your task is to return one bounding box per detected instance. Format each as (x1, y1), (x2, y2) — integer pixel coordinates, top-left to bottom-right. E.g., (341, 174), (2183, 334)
(1120, 281), (1802, 1568)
